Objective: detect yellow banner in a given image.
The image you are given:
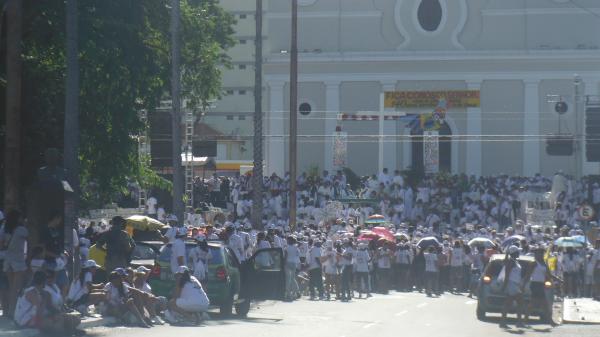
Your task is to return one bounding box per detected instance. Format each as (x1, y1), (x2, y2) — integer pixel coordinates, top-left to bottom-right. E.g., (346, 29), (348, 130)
(384, 90), (480, 109)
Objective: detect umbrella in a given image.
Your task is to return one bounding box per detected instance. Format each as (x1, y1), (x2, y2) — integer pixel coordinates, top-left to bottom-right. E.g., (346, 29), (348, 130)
(468, 237), (496, 248)
(554, 237), (585, 248)
(368, 214), (385, 220)
(371, 227), (395, 242)
(501, 235), (526, 248)
(571, 235), (589, 245)
(357, 231), (380, 241)
(125, 215), (169, 231)
(394, 233), (409, 241)
(417, 236), (441, 249)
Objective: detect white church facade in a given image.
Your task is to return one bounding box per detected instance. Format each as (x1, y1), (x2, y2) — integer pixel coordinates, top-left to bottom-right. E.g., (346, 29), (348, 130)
(261, 0), (600, 178)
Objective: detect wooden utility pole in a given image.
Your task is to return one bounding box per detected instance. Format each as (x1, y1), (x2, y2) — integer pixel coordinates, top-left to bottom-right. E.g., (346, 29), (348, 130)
(171, 0), (184, 222)
(289, 0), (298, 231)
(252, 0), (264, 228)
(3, 0), (23, 210)
(64, 0), (79, 272)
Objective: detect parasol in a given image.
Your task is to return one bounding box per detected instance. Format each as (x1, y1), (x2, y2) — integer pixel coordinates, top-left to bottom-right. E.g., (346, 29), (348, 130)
(501, 235), (526, 248)
(554, 237), (585, 248)
(371, 226), (395, 242)
(126, 215), (169, 231)
(417, 236), (441, 249)
(468, 237), (496, 248)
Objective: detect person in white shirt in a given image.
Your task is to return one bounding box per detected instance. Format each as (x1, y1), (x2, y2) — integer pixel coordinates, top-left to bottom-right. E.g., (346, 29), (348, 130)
(104, 270), (150, 327)
(449, 242), (465, 293)
(339, 241), (354, 301)
(307, 240), (325, 300)
(171, 228), (188, 274)
(560, 247), (581, 298)
(67, 260), (105, 310)
(394, 243), (413, 291)
(322, 242), (339, 300)
(146, 197), (157, 218)
(377, 244), (393, 294)
(188, 235), (212, 284)
(284, 236), (301, 301)
(423, 246), (439, 297)
(165, 266), (209, 325)
(353, 243), (371, 298)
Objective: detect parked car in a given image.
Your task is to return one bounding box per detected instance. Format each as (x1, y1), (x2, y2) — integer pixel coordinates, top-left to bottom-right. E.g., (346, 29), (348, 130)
(148, 241), (284, 317)
(476, 254), (554, 322)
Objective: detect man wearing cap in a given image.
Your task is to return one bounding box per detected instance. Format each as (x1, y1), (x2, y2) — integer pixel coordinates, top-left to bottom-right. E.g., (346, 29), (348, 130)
(171, 227), (188, 274)
(97, 216), (135, 272)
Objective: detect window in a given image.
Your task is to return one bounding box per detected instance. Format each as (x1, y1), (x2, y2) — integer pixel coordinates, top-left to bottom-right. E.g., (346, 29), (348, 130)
(417, 0), (443, 32)
(239, 90), (246, 95)
(226, 90), (234, 95)
(239, 39), (247, 44)
(226, 115), (234, 120)
(238, 116), (246, 121)
(239, 64), (247, 70)
(239, 14), (247, 19)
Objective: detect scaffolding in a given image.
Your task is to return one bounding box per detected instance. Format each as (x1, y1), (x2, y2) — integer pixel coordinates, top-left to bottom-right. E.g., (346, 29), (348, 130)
(184, 110), (195, 213)
(137, 109), (150, 211)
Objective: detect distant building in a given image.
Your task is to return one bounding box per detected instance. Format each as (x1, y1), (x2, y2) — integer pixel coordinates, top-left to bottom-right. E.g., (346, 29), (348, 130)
(262, 0), (600, 177)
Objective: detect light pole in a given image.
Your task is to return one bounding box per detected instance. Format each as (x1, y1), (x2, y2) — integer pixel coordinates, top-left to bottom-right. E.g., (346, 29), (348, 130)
(289, 0), (298, 231)
(252, 0), (264, 228)
(171, 0), (184, 222)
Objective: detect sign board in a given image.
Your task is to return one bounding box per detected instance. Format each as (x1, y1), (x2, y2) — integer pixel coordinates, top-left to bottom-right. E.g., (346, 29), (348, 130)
(423, 131), (439, 174)
(333, 132), (347, 168)
(579, 204), (595, 221)
(384, 90), (480, 109)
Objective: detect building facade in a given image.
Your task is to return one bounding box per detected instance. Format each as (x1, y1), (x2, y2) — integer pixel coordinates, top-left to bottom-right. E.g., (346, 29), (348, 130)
(261, 0), (600, 177)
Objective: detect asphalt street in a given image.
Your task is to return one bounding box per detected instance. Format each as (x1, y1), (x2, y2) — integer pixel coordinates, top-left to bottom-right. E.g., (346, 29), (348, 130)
(87, 292), (599, 337)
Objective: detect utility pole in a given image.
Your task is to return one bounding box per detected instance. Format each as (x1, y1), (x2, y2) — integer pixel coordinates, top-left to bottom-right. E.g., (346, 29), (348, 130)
(252, 0), (264, 228)
(574, 75), (582, 178)
(64, 0), (79, 275)
(289, 0), (298, 231)
(171, 0), (184, 223)
(3, 0), (23, 210)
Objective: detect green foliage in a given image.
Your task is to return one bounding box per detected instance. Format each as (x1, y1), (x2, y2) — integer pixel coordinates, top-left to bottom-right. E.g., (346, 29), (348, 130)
(3, 0), (235, 208)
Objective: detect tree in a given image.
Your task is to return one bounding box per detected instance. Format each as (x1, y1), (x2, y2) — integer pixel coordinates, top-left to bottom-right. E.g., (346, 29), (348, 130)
(0, 0), (235, 209)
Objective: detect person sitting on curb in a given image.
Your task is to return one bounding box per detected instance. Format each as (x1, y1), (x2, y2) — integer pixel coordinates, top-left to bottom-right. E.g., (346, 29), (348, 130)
(164, 266), (209, 325)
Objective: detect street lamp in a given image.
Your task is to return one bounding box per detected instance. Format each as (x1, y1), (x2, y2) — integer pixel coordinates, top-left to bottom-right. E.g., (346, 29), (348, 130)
(289, 0), (298, 231)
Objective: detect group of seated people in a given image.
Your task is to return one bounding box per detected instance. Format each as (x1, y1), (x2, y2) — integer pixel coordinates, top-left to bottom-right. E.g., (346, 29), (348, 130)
(14, 259), (210, 333)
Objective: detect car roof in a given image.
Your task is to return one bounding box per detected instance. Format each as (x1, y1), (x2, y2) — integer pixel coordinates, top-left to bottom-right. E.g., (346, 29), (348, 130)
(182, 240), (224, 248)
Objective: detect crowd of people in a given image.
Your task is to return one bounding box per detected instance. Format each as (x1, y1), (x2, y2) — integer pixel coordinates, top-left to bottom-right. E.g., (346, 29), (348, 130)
(1, 169), (600, 332)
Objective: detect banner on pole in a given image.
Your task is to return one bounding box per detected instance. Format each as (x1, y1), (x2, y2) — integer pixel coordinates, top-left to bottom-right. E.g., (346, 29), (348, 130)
(333, 132), (347, 167)
(423, 131), (439, 174)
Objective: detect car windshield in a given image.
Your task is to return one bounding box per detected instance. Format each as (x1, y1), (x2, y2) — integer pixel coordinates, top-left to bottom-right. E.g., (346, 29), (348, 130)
(131, 244), (157, 260)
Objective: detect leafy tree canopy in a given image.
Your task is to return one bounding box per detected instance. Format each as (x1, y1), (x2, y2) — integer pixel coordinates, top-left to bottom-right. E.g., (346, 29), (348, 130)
(1, 0), (235, 209)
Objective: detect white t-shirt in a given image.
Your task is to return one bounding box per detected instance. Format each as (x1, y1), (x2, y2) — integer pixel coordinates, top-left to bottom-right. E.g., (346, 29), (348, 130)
(285, 244), (301, 265)
(44, 284), (64, 309)
(147, 197), (157, 215)
(180, 276), (210, 307)
(323, 249), (338, 274)
(171, 239), (187, 274)
(104, 282), (129, 306)
(424, 252), (439, 272)
(308, 246), (322, 270)
(164, 227), (178, 244)
(450, 248), (465, 267)
(67, 271), (93, 302)
(353, 249), (370, 272)
(377, 248), (392, 269)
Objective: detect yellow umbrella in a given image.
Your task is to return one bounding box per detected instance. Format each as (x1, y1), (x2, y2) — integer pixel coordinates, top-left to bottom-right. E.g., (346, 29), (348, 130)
(125, 215), (168, 231)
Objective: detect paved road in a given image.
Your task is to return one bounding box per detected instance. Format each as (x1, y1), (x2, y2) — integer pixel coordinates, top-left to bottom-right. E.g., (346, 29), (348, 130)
(88, 292), (599, 337)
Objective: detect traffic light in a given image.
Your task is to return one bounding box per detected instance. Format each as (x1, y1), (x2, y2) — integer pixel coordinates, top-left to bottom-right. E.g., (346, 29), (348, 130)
(546, 134), (574, 156)
(586, 107), (600, 162)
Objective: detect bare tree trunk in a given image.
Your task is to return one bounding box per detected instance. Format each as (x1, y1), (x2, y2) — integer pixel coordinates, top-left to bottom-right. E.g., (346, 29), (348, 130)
(3, 0), (23, 210)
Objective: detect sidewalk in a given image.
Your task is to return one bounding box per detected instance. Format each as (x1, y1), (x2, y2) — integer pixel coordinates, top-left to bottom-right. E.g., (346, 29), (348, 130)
(563, 298), (600, 324)
(0, 315), (117, 337)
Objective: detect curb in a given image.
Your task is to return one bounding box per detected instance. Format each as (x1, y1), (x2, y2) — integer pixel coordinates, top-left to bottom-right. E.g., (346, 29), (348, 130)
(562, 298), (600, 324)
(79, 316), (118, 329)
